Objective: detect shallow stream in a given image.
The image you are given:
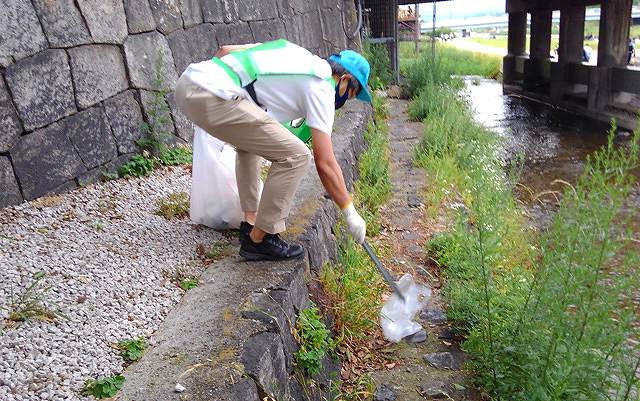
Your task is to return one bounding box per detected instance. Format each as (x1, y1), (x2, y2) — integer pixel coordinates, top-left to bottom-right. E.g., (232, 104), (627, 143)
(465, 78), (639, 238)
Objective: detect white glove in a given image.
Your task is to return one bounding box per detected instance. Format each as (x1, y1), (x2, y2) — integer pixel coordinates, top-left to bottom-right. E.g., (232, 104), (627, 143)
(342, 203), (366, 244)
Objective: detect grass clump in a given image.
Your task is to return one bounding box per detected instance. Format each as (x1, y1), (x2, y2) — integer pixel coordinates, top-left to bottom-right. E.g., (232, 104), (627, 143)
(1, 272), (67, 328)
(156, 192), (190, 220)
(353, 92), (392, 237)
(82, 375), (125, 399)
(363, 41), (394, 90)
(321, 91), (390, 343)
(117, 146), (193, 179)
(408, 43), (640, 399)
(294, 304), (335, 377)
(117, 337), (147, 363)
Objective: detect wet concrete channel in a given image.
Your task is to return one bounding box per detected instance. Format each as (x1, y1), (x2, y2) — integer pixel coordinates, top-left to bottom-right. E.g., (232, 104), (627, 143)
(465, 78), (640, 241)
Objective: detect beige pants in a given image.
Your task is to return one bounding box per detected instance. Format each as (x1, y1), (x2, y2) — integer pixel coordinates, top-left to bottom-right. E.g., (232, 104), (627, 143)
(175, 75), (311, 234)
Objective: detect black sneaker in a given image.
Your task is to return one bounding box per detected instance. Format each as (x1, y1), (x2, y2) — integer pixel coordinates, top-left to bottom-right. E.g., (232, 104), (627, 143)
(239, 233), (305, 261)
(239, 221), (253, 244)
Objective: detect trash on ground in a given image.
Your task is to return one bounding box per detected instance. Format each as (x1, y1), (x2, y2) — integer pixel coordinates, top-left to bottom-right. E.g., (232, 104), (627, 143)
(380, 274), (431, 342)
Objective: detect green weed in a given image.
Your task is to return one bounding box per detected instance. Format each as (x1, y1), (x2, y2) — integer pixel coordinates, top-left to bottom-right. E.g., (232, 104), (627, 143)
(156, 192), (189, 220)
(117, 337), (147, 363)
(82, 375), (125, 399)
(118, 153), (155, 178)
(294, 305), (334, 377)
(158, 146), (192, 166)
(179, 278), (199, 291)
(1, 272), (67, 328)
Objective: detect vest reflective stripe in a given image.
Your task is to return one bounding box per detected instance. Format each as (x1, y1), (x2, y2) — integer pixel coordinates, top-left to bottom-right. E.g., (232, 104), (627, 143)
(219, 39), (332, 86)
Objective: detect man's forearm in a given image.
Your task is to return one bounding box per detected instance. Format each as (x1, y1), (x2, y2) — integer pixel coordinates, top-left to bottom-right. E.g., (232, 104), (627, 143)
(317, 160), (351, 209)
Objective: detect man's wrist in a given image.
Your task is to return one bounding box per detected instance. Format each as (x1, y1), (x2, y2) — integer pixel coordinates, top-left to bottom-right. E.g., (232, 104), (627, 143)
(340, 198), (353, 210)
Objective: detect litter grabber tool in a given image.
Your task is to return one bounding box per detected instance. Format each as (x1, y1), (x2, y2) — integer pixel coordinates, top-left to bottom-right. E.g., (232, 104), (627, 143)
(362, 240), (406, 303)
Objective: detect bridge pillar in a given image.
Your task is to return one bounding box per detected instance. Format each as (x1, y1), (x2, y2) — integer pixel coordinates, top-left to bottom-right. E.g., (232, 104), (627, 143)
(550, 5), (586, 100)
(525, 10), (552, 91)
(503, 11), (528, 85)
(589, 0), (632, 110)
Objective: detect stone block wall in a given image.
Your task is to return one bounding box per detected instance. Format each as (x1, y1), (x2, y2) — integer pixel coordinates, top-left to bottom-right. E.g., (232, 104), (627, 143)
(0, 0), (359, 207)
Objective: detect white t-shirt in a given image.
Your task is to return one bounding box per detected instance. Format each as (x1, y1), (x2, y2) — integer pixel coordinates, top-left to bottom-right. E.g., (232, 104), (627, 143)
(182, 60), (336, 135)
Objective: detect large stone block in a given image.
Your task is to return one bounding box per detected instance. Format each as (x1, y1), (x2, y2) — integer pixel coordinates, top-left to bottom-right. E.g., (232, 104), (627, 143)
(5, 49), (77, 131)
(241, 332), (290, 400)
(148, 0), (183, 35)
(320, 8), (348, 54)
(289, 12), (323, 50)
(0, 77), (22, 153)
(200, 0), (226, 23)
(237, 0), (278, 21)
(32, 0), (92, 47)
(124, 31), (178, 91)
(276, 0), (317, 16)
(12, 123), (86, 200)
(140, 89), (177, 142)
(0, 0), (48, 62)
(77, 0), (128, 44)
(180, 0), (203, 28)
(167, 24), (218, 74)
(249, 19), (287, 43)
(214, 22), (254, 46)
(64, 107), (118, 169)
(242, 289), (298, 371)
(0, 157), (23, 207)
(103, 90), (145, 154)
(68, 45), (129, 109)
(166, 92), (193, 142)
(123, 0), (157, 34)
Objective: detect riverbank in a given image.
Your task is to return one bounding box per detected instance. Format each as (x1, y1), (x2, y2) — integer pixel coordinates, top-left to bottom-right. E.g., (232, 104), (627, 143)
(405, 42), (640, 400)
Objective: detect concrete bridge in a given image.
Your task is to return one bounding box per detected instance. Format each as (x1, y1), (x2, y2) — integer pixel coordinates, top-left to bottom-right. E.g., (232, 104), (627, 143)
(504, 0), (639, 130)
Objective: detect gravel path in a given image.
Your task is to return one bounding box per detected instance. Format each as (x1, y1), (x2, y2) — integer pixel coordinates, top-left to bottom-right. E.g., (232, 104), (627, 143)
(0, 166), (225, 401)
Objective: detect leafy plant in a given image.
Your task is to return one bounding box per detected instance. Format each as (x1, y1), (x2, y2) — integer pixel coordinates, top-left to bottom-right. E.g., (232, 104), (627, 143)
(140, 55), (173, 155)
(1, 272), (66, 327)
(156, 192), (189, 220)
(158, 146), (192, 166)
(82, 375), (125, 399)
(117, 337), (147, 363)
(294, 305), (334, 377)
(179, 278), (199, 291)
(362, 41), (393, 89)
(118, 153), (155, 178)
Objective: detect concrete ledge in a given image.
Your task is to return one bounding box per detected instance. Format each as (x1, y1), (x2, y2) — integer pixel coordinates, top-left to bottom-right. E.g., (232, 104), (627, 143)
(119, 101), (372, 401)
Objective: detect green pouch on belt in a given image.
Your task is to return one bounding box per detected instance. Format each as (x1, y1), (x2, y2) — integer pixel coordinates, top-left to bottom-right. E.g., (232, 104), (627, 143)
(283, 118), (312, 144)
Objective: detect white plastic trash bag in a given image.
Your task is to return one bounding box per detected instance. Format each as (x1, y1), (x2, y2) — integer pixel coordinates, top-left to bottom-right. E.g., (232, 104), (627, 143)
(380, 274), (432, 343)
(190, 126), (243, 230)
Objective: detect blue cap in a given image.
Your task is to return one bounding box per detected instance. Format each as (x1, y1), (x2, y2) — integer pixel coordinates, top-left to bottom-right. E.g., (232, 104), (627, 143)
(329, 50), (372, 103)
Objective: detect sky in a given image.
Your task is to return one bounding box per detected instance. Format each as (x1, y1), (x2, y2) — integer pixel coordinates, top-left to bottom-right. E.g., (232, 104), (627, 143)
(417, 0), (506, 21)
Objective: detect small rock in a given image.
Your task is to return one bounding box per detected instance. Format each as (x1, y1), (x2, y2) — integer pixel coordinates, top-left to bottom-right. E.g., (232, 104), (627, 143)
(420, 382), (448, 399)
(374, 383), (397, 401)
(403, 328), (427, 343)
(437, 328), (455, 340)
(421, 308), (447, 324)
(175, 383), (185, 393)
(407, 194), (422, 208)
(423, 352), (455, 369)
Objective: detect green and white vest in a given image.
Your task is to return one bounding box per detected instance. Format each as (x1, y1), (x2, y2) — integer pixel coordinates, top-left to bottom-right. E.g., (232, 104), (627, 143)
(212, 39), (333, 144)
